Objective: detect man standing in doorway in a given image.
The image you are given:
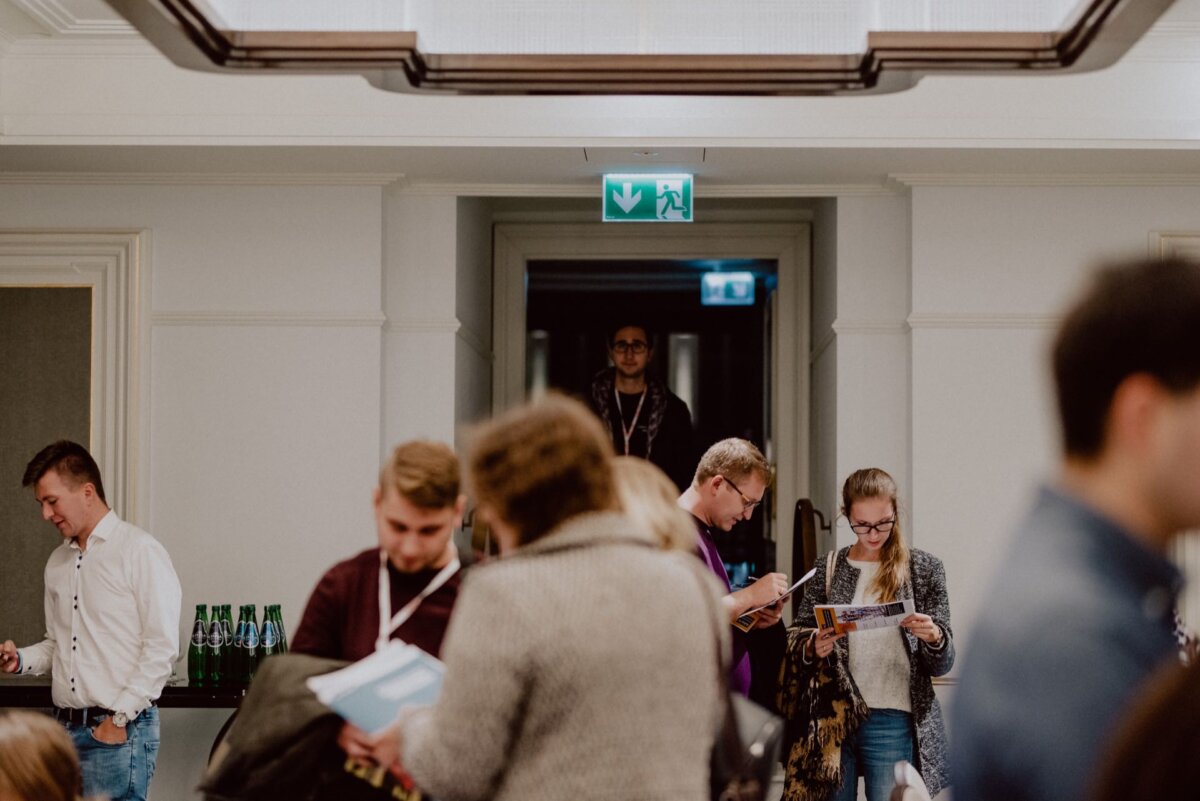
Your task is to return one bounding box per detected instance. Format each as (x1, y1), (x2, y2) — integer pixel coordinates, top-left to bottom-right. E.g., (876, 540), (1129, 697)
(291, 439), (467, 800)
(678, 438), (788, 697)
(1, 440), (182, 801)
(952, 256), (1200, 801)
(588, 321), (695, 491)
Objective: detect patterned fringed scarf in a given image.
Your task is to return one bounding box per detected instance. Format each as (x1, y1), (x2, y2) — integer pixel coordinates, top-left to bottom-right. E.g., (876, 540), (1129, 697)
(776, 626), (870, 801)
(589, 368), (669, 457)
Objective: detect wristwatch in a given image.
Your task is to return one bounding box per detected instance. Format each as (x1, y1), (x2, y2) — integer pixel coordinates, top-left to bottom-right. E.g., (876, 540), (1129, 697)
(111, 711), (128, 729)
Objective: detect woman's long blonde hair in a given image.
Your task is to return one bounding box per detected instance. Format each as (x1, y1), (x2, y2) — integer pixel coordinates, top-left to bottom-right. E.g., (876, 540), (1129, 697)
(842, 467), (910, 602)
(0, 710), (81, 801)
(613, 456), (695, 551)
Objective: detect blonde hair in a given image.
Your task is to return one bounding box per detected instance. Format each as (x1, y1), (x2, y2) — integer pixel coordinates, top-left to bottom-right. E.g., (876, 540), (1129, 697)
(469, 393), (618, 545)
(612, 457), (695, 551)
(379, 440), (460, 509)
(0, 710), (81, 801)
(841, 467), (910, 603)
(692, 438), (772, 488)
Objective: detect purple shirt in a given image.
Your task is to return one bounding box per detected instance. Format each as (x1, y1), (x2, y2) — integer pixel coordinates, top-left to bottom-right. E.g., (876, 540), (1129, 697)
(691, 516), (752, 696)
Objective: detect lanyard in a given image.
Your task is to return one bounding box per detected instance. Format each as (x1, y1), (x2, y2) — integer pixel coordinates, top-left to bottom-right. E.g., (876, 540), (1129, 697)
(613, 386), (648, 456)
(376, 550), (461, 653)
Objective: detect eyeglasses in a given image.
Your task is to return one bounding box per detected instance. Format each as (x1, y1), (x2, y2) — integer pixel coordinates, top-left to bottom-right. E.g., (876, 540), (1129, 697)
(611, 339), (648, 355)
(720, 475), (762, 511)
(849, 518), (895, 536)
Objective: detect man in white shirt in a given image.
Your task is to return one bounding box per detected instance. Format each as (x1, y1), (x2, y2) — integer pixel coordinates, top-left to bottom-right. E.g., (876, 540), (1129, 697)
(0, 440), (182, 801)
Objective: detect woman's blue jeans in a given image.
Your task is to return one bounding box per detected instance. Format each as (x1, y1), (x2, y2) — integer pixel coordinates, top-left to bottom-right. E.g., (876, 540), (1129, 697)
(832, 708), (914, 801)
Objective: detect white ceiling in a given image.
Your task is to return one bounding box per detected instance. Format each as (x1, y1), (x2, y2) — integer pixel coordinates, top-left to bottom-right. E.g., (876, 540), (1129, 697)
(5, 0), (1200, 186)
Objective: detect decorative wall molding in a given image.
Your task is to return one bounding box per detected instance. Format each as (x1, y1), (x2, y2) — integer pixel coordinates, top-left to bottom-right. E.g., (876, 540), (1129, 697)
(891, 173), (1200, 188)
(1149, 230), (1200, 259)
(455, 320), (491, 361)
(382, 319), (461, 335)
(810, 326), (836, 365)
(832, 319), (910, 335)
(0, 230), (146, 523)
(907, 313), (1059, 330)
(1127, 20), (1200, 61)
(0, 172), (406, 187)
(152, 310), (386, 327)
(396, 181), (898, 198)
(12, 0), (134, 37)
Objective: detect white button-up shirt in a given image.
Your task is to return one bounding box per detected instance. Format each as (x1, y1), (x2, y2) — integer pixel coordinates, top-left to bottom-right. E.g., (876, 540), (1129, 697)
(19, 510), (182, 719)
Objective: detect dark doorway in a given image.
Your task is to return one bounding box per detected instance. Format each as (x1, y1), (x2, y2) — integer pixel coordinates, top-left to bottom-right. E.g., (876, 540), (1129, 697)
(525, 258), (778, 576)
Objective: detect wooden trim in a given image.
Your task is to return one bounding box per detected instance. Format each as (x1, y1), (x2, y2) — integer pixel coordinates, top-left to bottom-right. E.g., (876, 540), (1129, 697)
(103, 0), (1175, 96)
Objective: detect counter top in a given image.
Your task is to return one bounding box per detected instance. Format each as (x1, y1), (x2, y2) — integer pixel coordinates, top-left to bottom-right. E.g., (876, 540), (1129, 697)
(0, 677), (245, 709)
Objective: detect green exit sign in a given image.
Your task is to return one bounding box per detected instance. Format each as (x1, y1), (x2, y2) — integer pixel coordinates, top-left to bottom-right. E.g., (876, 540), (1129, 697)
(602, 173), (693, 222)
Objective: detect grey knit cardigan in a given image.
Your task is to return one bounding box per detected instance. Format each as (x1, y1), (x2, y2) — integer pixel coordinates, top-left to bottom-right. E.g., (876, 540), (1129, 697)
(792, 546), (955, 797)
(401, 511), (729, 801)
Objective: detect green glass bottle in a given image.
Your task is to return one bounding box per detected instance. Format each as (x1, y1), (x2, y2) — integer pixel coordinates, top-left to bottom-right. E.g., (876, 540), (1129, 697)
(260, 611), (279, 662)
(187, 604), (208, 687)
(219, 604), (234, 683)
(206, 604), (224, 687)
(232, 605), (247, 685)
(241, 605), (260, 684)
(270, 604), (288, 654)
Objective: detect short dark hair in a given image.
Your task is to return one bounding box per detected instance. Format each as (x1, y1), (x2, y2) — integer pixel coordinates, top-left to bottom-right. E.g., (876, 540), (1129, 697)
(1053, 256), (1200, 459)
(469, 393), (617, 544)
(379, 440), (460, 509)
(22, 440), (107, 504)
(608, 321), (655, 349)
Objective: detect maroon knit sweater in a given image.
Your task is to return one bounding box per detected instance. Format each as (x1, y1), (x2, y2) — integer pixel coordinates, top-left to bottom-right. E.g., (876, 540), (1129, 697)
(291, 547), (463, 661)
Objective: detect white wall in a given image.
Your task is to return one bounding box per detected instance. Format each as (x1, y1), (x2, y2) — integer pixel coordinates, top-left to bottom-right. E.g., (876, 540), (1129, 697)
(454, 197), (495, 447)
(0, 181), (496, 801)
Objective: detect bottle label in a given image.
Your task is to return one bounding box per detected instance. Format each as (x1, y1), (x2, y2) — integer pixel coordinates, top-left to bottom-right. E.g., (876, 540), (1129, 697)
(262, 623), (278, 649)
(191, 621), (207, 646)
(245, 627), (259, 649)
(208, 623), (223, 648)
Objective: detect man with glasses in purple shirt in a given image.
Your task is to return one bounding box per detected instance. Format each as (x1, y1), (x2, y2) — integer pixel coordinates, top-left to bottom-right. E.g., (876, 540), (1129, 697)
(677, 438), (788, 696)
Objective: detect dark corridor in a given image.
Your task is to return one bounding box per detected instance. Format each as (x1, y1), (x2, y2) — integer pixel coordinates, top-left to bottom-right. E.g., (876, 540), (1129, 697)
(524, 258), (779, 575)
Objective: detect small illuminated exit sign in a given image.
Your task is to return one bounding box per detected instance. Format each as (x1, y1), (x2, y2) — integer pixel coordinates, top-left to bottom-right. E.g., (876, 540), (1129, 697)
(602, 173), (693, 222)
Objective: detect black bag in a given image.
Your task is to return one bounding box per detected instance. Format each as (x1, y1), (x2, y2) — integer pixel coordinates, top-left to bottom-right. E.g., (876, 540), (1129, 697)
(693, 568), (784, 801)
(711, 692), (784, 801)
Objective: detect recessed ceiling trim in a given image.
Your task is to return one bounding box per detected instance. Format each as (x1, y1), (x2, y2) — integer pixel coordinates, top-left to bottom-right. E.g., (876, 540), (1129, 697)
(101, 0), (1176, 96)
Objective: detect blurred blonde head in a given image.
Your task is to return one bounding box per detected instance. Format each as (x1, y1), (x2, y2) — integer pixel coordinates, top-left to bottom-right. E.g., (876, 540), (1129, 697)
(613, 456), (695, 551)
(0, 710), (81, 801)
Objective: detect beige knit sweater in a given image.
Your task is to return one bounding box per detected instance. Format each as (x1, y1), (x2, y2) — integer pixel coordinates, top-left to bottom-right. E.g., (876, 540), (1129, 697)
(401, 510), (728, 801)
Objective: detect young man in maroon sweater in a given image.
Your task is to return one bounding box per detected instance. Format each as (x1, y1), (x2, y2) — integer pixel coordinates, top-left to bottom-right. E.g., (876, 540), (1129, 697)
(291, 439), (467, 799)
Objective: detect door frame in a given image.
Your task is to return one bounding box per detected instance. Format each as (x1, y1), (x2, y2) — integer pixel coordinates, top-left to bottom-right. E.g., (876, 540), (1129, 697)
(493, 222), (810, 571)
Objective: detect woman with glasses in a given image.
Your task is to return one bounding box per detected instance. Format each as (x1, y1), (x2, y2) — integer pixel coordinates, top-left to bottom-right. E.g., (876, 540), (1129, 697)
(782, 468), (954, 801)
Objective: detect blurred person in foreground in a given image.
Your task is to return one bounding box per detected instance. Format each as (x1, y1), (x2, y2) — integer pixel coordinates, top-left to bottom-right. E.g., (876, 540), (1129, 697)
(0, 709), (85, 801)
(612, 455), (696, 551)
(362, 393), (727, 801)
(952, 256), (1200, 801)
(1088, 657), (1200, 801)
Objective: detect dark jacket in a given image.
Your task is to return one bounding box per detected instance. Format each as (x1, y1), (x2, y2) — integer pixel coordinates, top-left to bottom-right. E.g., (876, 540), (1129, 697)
(200, 653), (347, 801)
(587, 367), (694, 490)
(791, 547), (955, 796)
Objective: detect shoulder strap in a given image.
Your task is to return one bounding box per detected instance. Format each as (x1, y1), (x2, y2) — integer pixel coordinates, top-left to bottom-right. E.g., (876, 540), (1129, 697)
(825, 550), (835, 598)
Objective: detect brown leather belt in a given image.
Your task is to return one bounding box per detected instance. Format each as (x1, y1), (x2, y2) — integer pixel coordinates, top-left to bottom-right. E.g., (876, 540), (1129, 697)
(54, 706), (114, 727)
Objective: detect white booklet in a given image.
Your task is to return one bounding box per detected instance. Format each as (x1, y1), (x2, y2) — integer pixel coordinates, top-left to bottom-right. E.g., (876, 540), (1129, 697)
(732, 566), (819, 632)
(306, 641), (444, 734)
(814, 598), (915, 635)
